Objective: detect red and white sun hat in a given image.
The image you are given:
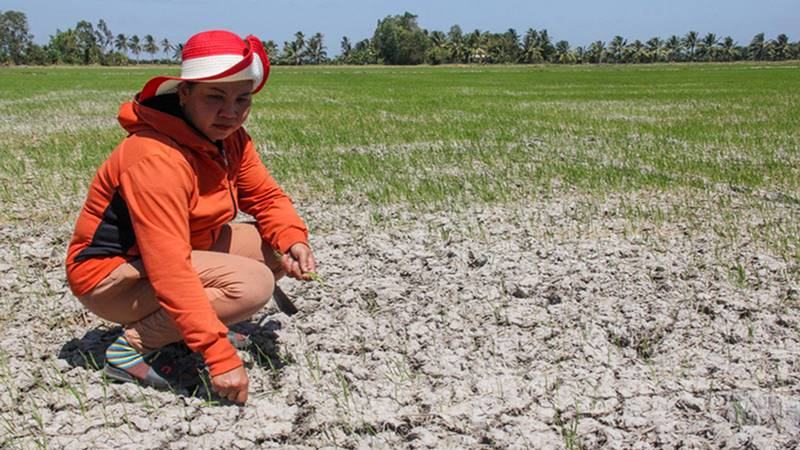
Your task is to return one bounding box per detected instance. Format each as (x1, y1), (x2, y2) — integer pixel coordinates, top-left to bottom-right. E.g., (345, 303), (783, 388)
(139, 30), (270, 102)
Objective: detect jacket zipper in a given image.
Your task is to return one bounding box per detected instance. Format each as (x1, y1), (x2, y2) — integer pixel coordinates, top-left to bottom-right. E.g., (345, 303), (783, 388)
(218, 145), (238, 218)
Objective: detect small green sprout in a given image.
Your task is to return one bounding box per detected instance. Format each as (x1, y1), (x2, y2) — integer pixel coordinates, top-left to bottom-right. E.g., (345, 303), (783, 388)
(273, 249), (327, 287)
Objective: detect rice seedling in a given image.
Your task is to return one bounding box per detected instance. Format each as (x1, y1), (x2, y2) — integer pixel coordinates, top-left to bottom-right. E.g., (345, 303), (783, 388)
(53, 368), (88, 416)
(273, 249), (327, 287)
(384, 355), (416, 387)
(303, 350), (323, 382)
(194, 373), (221, 407)
(554, 404), (584, 450)
(332, 367), (354, 411)
(27, 398), (48, 449)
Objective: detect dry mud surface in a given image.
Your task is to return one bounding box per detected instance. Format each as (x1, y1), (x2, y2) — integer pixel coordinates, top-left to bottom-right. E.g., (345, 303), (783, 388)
(1, 192), (799, 449)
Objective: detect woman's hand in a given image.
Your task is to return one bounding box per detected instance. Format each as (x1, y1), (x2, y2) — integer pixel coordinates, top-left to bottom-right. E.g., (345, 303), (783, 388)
(211, 365), (249, 404)
(280, 242), (317, 280)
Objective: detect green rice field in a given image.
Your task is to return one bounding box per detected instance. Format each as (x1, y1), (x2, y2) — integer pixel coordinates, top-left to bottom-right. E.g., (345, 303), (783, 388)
(2, 62), (798, 263)
(1, 63), (798, 207)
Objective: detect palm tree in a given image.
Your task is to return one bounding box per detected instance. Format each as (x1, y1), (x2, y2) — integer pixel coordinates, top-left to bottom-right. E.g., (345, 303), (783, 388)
(553, 40), (573, 64)
(521, 29), (538, 63)
(608, 35), (626, 63)
(537, 29), (554, 62)
(502, 28), (521, 63)
(586, 40), (605, 63)
(74, 20), (100, 64)
(664, 35), (682, 62)
(771, 34), (790, 61)
(143, 34), (158, 62)
(748, 33), (766, 60)
(430, 30), (446, 49)
(262, 40), (278, 62)
(484, 33), (503, 63)
(720, 36), (738, 61)
(128, 35), (141, 63)
(447, 25), (468, 63)
(172, 43), (184, 62)
(427, 30), (449, 64)
(292, 31), (305, 64)
(646, 37), (663, 63)
(698, 33), (719, 61)
(521, 28), (554, 63)
(114, 33), (128, 56)
(683, 31), (698, 61)
(160, 38), (172, 60)
(279, 41), (294, 65)
(350, 39), (375, 64)
(626, 39), (646, 63)
(96, 19), (113, 53)
(574, 46), (586, 64)
(340, 36), (352, 62)
(280, 32), (306, 65)
(306, 32), (326, 64)
(466, 29), (487, 63)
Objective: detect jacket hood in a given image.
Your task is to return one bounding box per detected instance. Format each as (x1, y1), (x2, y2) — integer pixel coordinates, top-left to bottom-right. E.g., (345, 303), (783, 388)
(117, 94), (224, 155)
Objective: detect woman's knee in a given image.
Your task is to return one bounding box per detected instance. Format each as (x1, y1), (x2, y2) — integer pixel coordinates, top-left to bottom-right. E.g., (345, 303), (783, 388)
(238, 262), (275, 311)
(195, 250), (275, 321)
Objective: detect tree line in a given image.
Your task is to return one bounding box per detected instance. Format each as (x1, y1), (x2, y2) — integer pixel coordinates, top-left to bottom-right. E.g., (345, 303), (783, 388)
(1, 10), (798, 66)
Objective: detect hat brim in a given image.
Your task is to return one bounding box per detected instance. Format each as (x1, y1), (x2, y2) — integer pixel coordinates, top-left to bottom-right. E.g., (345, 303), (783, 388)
(139, 35), (269, 102)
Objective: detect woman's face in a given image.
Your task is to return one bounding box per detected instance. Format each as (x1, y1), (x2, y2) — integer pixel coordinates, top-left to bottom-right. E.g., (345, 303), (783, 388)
(178, 80), (253, 142)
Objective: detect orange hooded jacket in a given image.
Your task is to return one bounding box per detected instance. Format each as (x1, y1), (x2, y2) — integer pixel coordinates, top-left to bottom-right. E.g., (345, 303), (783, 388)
(66, 95), (308, 376)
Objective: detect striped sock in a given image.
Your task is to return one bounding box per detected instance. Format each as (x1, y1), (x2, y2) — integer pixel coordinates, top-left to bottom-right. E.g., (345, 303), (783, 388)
(104, 335), (171, 388)
(105, 335), (145, 370)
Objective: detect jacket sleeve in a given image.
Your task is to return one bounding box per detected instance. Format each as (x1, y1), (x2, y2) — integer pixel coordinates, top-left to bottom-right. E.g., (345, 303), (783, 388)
(119, 153), (242, 377)
(236, 136), (309, 252)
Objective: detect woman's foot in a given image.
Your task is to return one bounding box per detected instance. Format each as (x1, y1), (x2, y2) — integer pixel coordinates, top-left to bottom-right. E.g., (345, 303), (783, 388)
(103, 335), (171, 390)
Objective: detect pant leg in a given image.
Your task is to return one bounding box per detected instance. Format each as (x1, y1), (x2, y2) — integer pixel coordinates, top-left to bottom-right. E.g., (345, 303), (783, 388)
(78, 225), (277, 351)
(77, 259), (161, 325)
(209, 222), (284, 274)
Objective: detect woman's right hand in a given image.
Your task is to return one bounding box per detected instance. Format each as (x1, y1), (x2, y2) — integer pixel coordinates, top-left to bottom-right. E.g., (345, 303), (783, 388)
(282, 242), (317, 281)
(211, 365), (249, 404)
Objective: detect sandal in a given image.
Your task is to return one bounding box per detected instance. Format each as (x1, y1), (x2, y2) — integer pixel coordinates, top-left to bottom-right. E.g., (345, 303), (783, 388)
(103, 335), (172, 390)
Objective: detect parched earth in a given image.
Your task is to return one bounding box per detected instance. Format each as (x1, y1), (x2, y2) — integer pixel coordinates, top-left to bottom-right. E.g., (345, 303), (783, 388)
(1, 190), (799, 449)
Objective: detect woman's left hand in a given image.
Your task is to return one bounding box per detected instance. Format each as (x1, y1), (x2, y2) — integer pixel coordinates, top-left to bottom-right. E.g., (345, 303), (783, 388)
(281, 243), (317, 280)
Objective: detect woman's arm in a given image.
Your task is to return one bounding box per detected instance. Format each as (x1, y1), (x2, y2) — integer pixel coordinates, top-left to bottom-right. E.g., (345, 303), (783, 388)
(235, 135), (310, 255)
(119, 152), (242, 377)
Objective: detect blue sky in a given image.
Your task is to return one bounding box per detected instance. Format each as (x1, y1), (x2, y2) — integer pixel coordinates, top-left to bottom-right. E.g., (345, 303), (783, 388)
(6, 0), (799, 56)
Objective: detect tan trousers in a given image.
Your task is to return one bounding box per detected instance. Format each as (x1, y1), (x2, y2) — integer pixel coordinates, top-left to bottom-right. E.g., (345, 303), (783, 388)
(78, 223), (281, 352)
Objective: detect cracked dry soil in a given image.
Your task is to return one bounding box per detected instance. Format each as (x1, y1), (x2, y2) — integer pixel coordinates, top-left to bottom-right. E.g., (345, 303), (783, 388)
(1, 192), (799, 449)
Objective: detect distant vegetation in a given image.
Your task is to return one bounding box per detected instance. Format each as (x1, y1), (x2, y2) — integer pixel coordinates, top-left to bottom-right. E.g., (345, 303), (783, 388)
(1, 10), (798, 65)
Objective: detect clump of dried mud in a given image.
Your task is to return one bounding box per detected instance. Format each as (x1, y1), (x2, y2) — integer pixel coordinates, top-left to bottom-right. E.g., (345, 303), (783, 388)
(1, 191), (798, 449)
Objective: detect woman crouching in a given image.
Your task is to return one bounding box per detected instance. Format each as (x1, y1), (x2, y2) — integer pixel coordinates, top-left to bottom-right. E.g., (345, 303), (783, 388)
(65, 30), (316, 404)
